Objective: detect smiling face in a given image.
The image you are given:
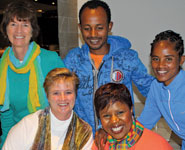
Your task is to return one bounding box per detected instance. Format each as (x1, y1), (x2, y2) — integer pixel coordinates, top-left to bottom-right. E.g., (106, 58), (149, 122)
(151, 40), (185, 86)
(79, 7), (113, 55)
(47, 79), (76, 121)
(6, 17), (32, 51)
(99, 101), (133, 140)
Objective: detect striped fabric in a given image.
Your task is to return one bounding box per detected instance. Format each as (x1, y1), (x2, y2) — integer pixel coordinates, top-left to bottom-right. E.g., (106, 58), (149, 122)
(107, 120), (144, 150)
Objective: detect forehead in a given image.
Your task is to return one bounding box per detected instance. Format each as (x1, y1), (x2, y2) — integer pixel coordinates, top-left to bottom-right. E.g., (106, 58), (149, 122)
(157, 40), (175, 48)
(10, 16), (30, 23)
(81, 6), (107, 23)
(50, 79), (74, 88)
(101, 101), (129, 113)
(152, 40), (177, 54)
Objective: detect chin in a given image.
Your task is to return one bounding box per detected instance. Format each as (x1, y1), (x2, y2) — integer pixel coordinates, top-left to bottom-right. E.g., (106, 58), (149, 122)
(111, 133), (126, 140)
(113, 135), (125, 140)
(156, 78), (166, 83)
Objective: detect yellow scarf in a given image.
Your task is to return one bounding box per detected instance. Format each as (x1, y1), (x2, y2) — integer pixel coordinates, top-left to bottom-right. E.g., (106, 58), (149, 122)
(0, 42), (45, 112)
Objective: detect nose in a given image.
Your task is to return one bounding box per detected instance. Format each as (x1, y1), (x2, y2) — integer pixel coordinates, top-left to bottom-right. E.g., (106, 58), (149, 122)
(16, 24), (22, 33)
(158, 59), (166, 68)
(59, 93), (66, 101)
(110, 115), (119, 123)
(91, 28), (97, 37)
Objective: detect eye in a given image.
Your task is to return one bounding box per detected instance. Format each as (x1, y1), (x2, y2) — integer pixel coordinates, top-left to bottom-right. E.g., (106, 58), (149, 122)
(151, 57), (159, 62)
(65, 91), (72, 95)
(54, 92), (59, 95)
(52, 91), (60, 96)
(166, 57), (173, 62)
(117, 111), (124, 115)
(9, 22), (16, 27)
(96, 26), (103, 30)
(22, 23), (29, 27)
(103, 114), (110, 118)
(83, 27), (91, 31)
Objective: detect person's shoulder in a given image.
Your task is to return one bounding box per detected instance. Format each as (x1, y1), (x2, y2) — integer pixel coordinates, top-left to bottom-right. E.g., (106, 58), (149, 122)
(129, 128), (173, 149)
(40, 48), (59, 58)
(150, 78), (158, 84)
(10, 110), (41, 135)
(6, 110), (41, 138)
(75, 112), (92, 129)
(141, 128), (171, 144)
(39, 48), (65, 68)
(3, 110), (42, 150)
(64, 46), (85, 67)
(65, 47), (82, 58)
(123, 48), (138, 55)
(112, 48), (141, 64)
(143, 128), (164, 139)
(110, 44), (138, 58)
(108, 35), (131, 48)
(149, 78), (163, 90)
(79, 118), (92, 129)
(19, 110), (42, 125)
(109, 35), (138, 54)
(74, 113), (92, 136)
(179, 69), (185, 79)
(139, 128), (173, 149)
(182, 69), (185, 74)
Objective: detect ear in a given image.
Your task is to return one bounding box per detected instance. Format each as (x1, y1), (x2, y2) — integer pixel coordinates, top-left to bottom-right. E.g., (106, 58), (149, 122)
(108, 21), (113, 32)
(180, 55), (185, 66)
(78, 23), (82, 32)
(130, 106), (134, 115)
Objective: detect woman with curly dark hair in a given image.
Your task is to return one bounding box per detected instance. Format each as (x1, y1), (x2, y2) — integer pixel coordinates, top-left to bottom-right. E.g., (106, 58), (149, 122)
(138, 30), (185, 150)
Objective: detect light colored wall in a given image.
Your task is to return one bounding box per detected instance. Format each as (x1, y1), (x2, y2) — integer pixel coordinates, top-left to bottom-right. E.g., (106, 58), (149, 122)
(58, 0), (78, 58)
(77, 0), (185, 102)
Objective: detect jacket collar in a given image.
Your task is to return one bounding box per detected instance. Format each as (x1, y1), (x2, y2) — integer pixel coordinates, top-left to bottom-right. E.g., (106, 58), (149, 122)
(162, 69), (184, 90)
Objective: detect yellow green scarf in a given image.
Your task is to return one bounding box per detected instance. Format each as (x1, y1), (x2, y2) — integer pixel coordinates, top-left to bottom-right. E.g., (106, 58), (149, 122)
(0, 41), (47, 112)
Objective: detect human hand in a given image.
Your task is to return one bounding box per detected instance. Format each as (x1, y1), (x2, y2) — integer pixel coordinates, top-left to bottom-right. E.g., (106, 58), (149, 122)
(94, 128), (107, 150)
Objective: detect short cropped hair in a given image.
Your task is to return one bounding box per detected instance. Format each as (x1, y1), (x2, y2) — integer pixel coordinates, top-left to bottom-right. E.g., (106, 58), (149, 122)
(151, 30), (184, 57)
(79, 0), (111, 24)
(94, 83), (132, 119)
(43, 68), (79, 96)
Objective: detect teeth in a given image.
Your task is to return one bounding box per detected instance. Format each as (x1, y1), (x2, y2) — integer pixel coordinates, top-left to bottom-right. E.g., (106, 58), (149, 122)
(58, 104), (67, 106)
(158, 71), (167, 74)
(112, 126), (123, 132)
(90, 39), (98, 44)
(15, 36), (24, 39)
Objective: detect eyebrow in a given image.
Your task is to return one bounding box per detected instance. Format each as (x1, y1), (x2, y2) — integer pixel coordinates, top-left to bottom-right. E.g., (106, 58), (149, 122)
(82, 23), (105, 26)
(151, 55), (175, 57)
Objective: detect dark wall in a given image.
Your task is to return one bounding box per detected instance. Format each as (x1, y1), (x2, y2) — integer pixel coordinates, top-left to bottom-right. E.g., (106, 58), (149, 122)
(0, 15), (9, 49)
(37, 10), (59, 49)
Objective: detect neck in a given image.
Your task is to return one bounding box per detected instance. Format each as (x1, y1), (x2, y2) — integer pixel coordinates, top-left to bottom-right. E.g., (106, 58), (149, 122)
(90, 44), (110, 55)
(12, 46), (29, 61)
